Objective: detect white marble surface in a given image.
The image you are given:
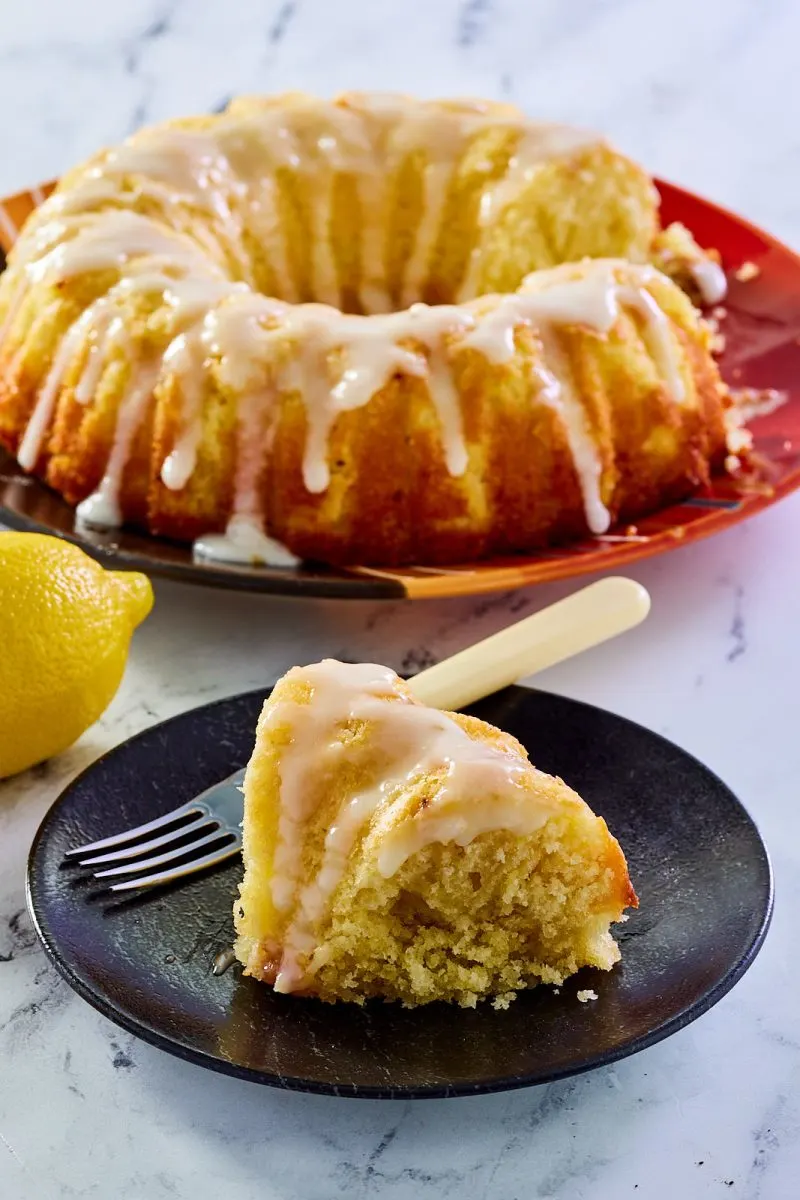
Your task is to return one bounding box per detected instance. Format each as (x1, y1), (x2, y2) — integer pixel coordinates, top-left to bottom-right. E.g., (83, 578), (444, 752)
(1, 1), (800, 1197)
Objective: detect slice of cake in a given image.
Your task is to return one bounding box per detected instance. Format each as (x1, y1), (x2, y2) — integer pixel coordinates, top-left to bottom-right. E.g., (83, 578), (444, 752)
(234, 660), (637, 1007)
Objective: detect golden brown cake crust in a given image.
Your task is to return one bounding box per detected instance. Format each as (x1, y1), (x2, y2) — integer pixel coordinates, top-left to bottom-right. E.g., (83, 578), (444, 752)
(0, 94), (729, 565)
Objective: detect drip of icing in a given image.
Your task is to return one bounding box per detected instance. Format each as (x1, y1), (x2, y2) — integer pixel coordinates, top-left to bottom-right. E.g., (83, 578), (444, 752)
(462, 278), (615, 532)
(294, 302), (474, 490)
(18, 272), (235, 476)
(192, 295), (286, 526)
(28, 210), (215, 285)
(75, 312), (128, 404)
(263, 660), (554, 994)
(690, 259), (727, 306)
(425, 341), (469, 475)
(17, 313), (92, 469)
(48, 177), (121, 215)
(194, 515), (299, 567)
(13, 98), (600, 313)
(201, 291), (286, 388)
(461, 271), (622, 362)
(533, 327), (610, 535)
(206, 296), (473, 494)
(619, 285), (685, 403)
(75, 364), (160, 528)
(227, 116), (303, 302)
(344, 97), (486, 311)
(159, 278), (247, 489)
(158, 330), (207, 489)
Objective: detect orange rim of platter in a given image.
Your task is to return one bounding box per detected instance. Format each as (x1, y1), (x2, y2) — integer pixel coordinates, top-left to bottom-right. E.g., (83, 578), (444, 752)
(1, 176), (799, 600)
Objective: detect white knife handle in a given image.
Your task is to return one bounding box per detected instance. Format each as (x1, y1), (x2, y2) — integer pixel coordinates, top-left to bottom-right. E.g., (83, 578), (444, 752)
(407, 577), (650, 712)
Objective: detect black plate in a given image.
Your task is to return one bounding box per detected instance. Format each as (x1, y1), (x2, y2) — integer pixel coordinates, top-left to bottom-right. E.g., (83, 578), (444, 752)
(27, 686), (772, 1098)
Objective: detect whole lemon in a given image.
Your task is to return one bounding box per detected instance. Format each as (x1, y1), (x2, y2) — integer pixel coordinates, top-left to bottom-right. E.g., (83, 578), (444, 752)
(0, 532), (153, 779)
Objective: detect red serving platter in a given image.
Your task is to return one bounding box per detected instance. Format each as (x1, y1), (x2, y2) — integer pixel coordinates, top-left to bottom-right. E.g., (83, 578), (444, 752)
(0, 178), (798, 599)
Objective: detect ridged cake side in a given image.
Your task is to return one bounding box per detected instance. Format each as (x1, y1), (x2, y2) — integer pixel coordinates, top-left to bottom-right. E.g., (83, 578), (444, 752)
(0, 92), (727, 564)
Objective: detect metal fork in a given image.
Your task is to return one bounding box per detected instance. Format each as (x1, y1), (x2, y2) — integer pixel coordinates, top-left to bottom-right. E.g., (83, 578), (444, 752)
(63, 768), (245, 892)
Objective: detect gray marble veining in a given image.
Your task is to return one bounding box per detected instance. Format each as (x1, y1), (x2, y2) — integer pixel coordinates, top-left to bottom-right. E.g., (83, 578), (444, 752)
(1, 1), (800, 1197)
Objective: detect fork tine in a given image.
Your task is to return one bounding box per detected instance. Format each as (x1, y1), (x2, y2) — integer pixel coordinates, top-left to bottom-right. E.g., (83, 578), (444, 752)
(64, 801), (203, 857)
(107, 841), (243, 892)
(77, 812), (213, 866)
(91, 828), (236, 879)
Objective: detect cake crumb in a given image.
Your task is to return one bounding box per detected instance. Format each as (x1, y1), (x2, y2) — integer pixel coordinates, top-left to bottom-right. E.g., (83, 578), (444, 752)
(734, 261), (759, 282)
(492, 991), (517, 1010)
(577, 989), (598, 1003)
(710, 332), (726, 354)
(711, 305), (727, 320)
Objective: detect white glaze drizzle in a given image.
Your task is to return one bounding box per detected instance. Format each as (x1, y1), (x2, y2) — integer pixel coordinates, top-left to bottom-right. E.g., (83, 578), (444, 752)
(260, 660), (555, 994)
(77, 312), (130, 404)
(26, 210), (215, 285)
(16, 269), (233, 473)
(17, 312), (92, 469)
(689, 259), (728, 306)
(619, 284), (685, 402)
(4, 97), (693, 547)
(158, 278), (248, 488)
(534, 326), (610, 535)
(206, 296), (473, 495)
(194, 515), (299, 567)
(99, 129), (251, 280)
(75, 363), (160, 528)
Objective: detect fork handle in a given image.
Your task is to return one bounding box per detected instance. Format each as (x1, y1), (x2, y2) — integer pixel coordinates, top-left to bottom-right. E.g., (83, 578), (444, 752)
(407, 576), (650, 712)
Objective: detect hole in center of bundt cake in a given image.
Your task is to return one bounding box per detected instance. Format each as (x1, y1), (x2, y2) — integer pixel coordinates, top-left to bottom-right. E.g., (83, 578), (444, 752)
(258, 166), (482, 314)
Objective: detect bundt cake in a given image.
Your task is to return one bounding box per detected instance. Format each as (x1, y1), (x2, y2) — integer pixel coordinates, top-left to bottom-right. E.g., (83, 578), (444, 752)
(0, 92), (729, 565)
(234, 660), (637, 1007)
